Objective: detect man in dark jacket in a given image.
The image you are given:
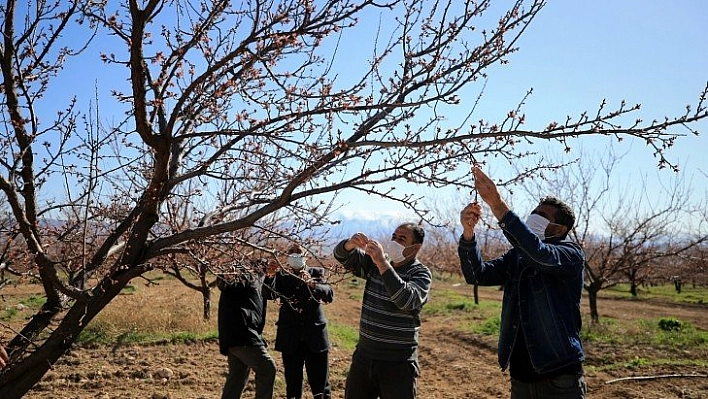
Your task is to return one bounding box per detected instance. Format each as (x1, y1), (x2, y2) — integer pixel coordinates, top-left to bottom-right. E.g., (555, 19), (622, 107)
(269, 244), (334, 399)
(218, 261), (276, 399)
(458, 166), (586, 399)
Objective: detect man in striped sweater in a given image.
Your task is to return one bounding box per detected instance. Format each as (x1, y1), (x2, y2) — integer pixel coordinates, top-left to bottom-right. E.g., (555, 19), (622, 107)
(333, 222), (432, 399)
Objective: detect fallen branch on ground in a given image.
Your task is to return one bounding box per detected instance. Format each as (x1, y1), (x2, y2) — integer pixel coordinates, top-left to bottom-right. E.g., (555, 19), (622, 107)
(605, 373), (708, 384)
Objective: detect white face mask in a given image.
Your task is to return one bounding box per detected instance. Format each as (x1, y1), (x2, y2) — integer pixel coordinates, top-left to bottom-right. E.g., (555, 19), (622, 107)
(386, 241), (407, 264)
(525, 214), (550, 239)
(287, 254), (306, 270)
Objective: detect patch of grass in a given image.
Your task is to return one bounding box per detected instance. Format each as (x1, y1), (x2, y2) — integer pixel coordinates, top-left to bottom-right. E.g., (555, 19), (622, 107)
(78, 321), (114, 345)
(625, 356), (650, 369)
(605, 283), (708, 305)
(471, 316), (501, 336)
(121, 284), (137, 294)
(0, 307), (18, 321)
(424, 290), (475, 315)
(21, 295), (46, 308)
(169, 330), (219, 343)
(582, 318), (621, 344)
(78, 322), (219, 346)
(640, 318), (708, 348)
(328, 322), (359, 351)
(582, 316), (708, 350)
(0, 293), (46, 321)
(423, 287), (500, 318)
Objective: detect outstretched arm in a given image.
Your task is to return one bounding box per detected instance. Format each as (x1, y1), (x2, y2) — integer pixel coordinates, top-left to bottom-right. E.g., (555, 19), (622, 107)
(473, 166), (510, 221)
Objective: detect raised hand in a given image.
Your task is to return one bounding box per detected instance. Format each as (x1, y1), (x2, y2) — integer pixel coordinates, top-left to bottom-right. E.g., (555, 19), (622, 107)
(345, 232), (370, 251)
(473, 166), (510, 220)
(460, 202), (482, 241)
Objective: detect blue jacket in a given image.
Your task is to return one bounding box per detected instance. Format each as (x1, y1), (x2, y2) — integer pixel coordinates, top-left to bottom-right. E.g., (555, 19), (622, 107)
(458, 210), (585, 374)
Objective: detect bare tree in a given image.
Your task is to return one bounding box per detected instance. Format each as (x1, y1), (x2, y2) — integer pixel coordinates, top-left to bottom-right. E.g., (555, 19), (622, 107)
(518, 148), (707, 322)
(422, 193), (508, 304)
(1, 0), (707, 396)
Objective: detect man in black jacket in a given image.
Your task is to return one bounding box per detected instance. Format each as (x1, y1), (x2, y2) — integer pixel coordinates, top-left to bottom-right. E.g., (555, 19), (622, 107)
(269, 244), (334, 399)
(218, 260), (277, 399)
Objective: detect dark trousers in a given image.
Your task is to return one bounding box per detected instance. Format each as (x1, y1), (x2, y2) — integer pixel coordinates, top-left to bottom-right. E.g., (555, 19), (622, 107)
(344, 349), (419, 399)
(511, 373), (587, 399)
(222, 345), (276, 399)
(281, 344), (331, 399)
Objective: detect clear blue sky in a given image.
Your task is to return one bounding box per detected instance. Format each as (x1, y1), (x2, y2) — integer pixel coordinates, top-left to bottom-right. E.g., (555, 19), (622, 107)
(337, 0), (708, 222)
(34, 1), (707, 226)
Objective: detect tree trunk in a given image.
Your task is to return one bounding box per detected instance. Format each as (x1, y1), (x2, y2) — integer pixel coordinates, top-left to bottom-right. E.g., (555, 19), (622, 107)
(587, 285), (600, 324)
(0, 274), (130, 398)
(202, 286), (212, 321)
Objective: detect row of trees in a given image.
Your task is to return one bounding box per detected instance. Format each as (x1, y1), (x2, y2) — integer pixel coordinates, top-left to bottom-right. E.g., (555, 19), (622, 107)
(419, 149), (707, 322)
(1, 0), (706, 397)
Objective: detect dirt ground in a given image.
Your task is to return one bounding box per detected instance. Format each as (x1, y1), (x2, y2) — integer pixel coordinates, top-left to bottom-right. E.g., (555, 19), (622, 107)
(9, 278), (708, 399)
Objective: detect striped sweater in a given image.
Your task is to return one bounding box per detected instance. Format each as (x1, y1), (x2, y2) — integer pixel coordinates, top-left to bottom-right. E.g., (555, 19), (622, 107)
(333, 239), (432, 361)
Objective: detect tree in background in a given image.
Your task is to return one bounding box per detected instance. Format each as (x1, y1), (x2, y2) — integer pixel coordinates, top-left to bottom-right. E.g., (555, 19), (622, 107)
(421, 193), (508, 304)
(1, 1), (707, 396)
(518, 148), (707, 322)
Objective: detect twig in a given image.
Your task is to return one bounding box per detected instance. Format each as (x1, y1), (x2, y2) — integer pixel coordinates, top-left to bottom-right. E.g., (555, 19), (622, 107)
(605, 373), (707, 384)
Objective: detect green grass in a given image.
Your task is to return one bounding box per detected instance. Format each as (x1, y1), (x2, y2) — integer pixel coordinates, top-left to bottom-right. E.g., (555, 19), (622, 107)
(423, 287), (500, 317)
(78, 322), (219, 346)
(0, 307), (18, 321)
(0, 294), (47, 321)
(21, 295), (47, 307)
(328, 321), (359, 351)
(604, 283), (708, 304)
(582, 316), (708, 348)
(471, 316), (501, 336)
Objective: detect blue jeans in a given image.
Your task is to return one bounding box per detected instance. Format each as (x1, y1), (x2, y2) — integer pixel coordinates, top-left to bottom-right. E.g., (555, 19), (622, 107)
(222, 345), (276, 399)
(344, 349), (419, 399)
(511, 373), (587, 399)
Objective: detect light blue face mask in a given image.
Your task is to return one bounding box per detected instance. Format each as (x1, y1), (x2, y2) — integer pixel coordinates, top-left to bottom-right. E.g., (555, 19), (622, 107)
(287, 254), (306, 270)
(525, 213), (550, 238)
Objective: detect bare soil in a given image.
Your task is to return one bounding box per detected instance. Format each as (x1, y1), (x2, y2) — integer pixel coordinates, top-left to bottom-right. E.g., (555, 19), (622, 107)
(8, 278), (708, 399)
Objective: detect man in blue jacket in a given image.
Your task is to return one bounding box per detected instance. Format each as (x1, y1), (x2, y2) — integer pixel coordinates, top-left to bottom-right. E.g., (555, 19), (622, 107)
(458, 167), (586, 399)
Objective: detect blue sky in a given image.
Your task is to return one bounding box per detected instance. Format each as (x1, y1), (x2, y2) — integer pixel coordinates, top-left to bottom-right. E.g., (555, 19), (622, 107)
(30, 1), (707, 230)
(337, 0), (708, 222)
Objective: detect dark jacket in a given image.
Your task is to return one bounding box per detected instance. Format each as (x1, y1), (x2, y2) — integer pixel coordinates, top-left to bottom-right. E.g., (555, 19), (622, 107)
(458, 210), (586, 374)
(217, 273), (271, 356)
(268, 267), (333, 353)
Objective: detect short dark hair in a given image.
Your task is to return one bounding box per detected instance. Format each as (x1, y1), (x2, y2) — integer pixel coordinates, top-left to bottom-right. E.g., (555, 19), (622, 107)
(398, 222), (425, 244)
(539, 196), (575, 233)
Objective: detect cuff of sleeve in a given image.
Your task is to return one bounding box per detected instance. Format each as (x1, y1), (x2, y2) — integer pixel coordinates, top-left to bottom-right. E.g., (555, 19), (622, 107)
(458, 234), (476, 249)
(498, 210), (516, 229)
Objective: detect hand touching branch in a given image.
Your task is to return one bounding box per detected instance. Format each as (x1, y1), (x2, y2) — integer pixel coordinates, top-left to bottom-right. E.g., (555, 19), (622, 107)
(460, 202), (482, 241)
(473, 166), (510, 221)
